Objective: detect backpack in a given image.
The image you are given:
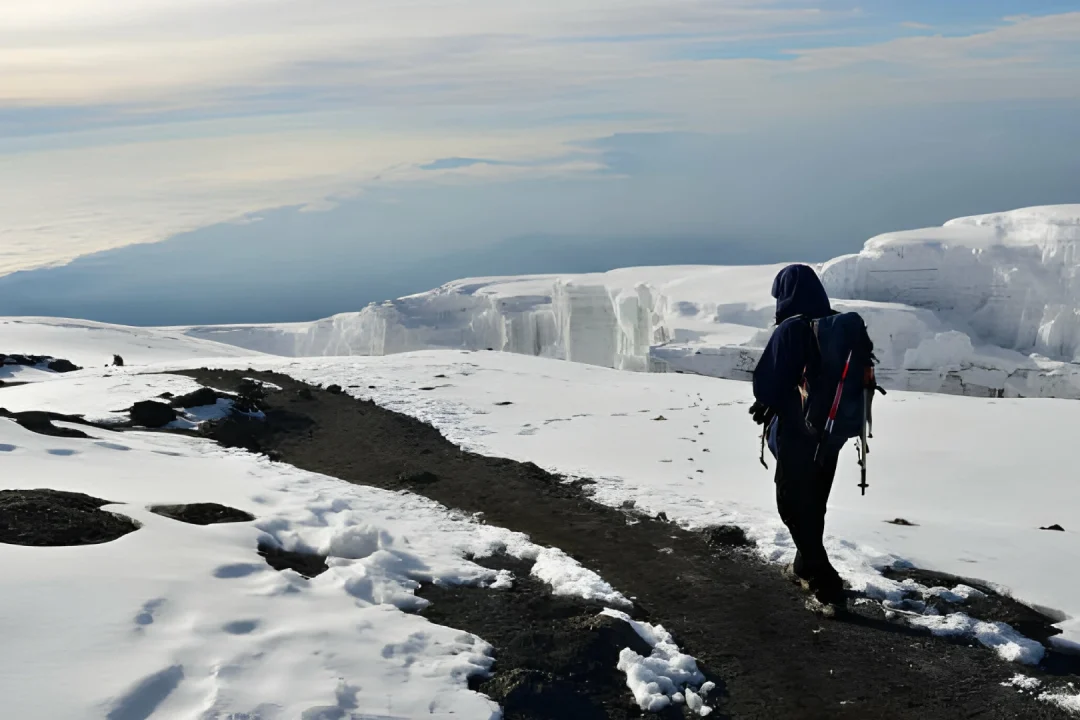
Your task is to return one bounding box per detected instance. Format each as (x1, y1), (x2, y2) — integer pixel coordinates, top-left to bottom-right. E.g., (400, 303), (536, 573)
(801, 312), (876, 449)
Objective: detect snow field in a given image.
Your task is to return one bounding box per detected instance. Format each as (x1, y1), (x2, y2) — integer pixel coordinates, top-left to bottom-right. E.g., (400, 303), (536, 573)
(1, 316), (263, 371)
(0, 372), (634, 719)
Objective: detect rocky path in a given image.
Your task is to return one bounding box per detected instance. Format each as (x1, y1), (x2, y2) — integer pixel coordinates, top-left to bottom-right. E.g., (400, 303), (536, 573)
(181, 369), (1077, 720)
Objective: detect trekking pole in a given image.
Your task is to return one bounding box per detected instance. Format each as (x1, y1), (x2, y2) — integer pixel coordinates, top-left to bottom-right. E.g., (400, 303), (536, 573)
(857, 387), (870, 495)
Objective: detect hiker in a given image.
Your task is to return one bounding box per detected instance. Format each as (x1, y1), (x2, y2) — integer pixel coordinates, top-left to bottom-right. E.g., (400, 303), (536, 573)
(748, 264), (875, 608)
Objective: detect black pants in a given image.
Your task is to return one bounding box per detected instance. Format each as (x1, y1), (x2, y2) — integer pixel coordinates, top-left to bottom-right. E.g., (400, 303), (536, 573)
(774, 436), (842, 596)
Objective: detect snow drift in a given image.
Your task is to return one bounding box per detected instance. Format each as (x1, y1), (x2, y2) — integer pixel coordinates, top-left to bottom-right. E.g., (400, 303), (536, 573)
(181, 206), (1080, 399)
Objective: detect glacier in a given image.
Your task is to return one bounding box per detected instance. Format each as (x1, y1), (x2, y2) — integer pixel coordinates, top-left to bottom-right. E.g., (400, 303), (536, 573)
(182, 205), (1080, 399)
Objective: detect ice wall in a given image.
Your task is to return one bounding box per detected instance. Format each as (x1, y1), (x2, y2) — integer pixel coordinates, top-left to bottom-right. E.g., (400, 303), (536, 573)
(184, 266), (781, 372)
(822, 205), (1080, 362)
(181, 206), (1080, 400)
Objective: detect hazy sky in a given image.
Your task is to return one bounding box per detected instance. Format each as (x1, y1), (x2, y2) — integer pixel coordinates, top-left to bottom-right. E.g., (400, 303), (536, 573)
(2, 1), (1080, 322)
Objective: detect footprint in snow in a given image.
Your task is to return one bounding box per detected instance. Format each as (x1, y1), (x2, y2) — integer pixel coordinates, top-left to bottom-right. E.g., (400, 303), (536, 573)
(104, 665), (184, 720)
(96, 441), (131, 452)
(46, 448), (80, 457)
(0, 444), (16, 452)
(213, 563), (264, 579)
(134, 598), (166, 627)
(222, 620), (259, 635)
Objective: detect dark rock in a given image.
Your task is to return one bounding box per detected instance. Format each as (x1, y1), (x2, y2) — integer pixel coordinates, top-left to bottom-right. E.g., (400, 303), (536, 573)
(1040, 524), (1065, 531)
(257, 541), (328, 578)
(170, 387), (222, 408)
(0, 489), (139, 546)
(703, 524), (751, 548)
(0, 409), (93, 438)
(130, 400), (178, 428)
(656, 511), (669, 522)
(1, 354), (80, 373)
(113, 354), (125, 367)
(653, 415), (668, 421)
(419, 386), (436, 391)
(886, 518), (918, 526)
(199, 406), (312, 456)
(46, 358), (80, 373)
(398, 470), (439, 485)
(494, 401), (514, 406)
(151, 503), (255, 525)
(434, 374), (448, 379)
(368, 385), (376, 389)
(295, 387), (314, 401)
(233, 379), (268, 413)
(158, 391), (175, 400)
(237, 378), (268, 398)
(325, 384), (343, 395)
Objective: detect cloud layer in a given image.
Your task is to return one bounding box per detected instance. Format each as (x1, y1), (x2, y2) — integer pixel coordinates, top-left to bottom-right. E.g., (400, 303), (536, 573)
(2, 1), (1079, 274)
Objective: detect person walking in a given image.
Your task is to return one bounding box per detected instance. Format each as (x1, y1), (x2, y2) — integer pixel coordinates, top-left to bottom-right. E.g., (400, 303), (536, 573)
(749, 264), (876, 609)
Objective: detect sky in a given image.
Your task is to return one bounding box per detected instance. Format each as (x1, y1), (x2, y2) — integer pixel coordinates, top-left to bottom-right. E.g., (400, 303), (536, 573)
(2, 0), (1080, 324)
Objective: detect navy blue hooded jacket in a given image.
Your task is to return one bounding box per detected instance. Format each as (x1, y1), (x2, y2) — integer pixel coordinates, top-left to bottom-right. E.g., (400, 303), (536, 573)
(753, 264), (834, 457)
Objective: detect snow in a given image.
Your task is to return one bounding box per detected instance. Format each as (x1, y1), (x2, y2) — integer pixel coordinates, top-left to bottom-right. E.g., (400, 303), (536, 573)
(600, 608), (713, 716)
(0, 361), (57, 383)
(177, 205), (1080, 401)
(901, 613), (1045, 664)
(1, 316), (263, 371)
(1004, 674), (1043, 690)
(1041, 688), (1080, 713)
(0, 371), (632, 718)
(532, 547), (629, 606)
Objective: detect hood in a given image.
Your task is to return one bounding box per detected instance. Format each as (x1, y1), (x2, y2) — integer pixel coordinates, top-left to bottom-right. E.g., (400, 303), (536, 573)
(771, 264), (831, 322)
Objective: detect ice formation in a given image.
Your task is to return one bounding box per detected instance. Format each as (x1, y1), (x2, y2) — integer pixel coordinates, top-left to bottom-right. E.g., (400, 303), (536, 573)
(182, 205), (1080, 399)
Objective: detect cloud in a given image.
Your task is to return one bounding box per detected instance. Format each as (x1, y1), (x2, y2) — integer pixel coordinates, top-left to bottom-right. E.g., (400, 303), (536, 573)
(901, 21), (932, 30)
(0, 117), (620, 276)
(2, 2), (1080, 275)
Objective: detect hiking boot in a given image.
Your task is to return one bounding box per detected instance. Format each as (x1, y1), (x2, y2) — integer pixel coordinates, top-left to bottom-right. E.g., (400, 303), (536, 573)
(812, 581), (847, 608)
(782, 563), (811, 591)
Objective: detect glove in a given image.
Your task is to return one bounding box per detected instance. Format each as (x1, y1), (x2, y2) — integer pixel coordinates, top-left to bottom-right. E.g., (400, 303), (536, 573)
(749, 400), (773, 426)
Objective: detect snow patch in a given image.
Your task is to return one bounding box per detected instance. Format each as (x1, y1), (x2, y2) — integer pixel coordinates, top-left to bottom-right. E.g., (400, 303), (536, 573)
(529, 546), (630, 606)
(600, 608), (714, 715)
(903, 613), (1045, 665)
(1003, 674), (1042, 691)
(1040, 688), (1080, 714)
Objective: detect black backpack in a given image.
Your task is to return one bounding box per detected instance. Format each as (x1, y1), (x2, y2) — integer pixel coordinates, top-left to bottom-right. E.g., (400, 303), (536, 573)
(802, 312), (876, 447)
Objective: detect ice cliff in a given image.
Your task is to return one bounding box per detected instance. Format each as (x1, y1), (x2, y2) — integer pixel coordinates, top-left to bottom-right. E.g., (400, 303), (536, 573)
(183, 205), (1080, 400)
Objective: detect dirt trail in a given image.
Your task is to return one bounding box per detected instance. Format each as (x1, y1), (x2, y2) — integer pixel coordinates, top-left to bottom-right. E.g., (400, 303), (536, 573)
(181, 369), (1076, 720)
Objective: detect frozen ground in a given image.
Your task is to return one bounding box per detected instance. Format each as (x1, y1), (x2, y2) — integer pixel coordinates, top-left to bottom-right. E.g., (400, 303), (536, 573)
(180, 205), (1080, 400)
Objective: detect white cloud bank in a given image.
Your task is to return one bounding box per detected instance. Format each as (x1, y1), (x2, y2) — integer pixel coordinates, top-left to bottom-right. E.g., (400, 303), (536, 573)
(1, 2), (1079, 275)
